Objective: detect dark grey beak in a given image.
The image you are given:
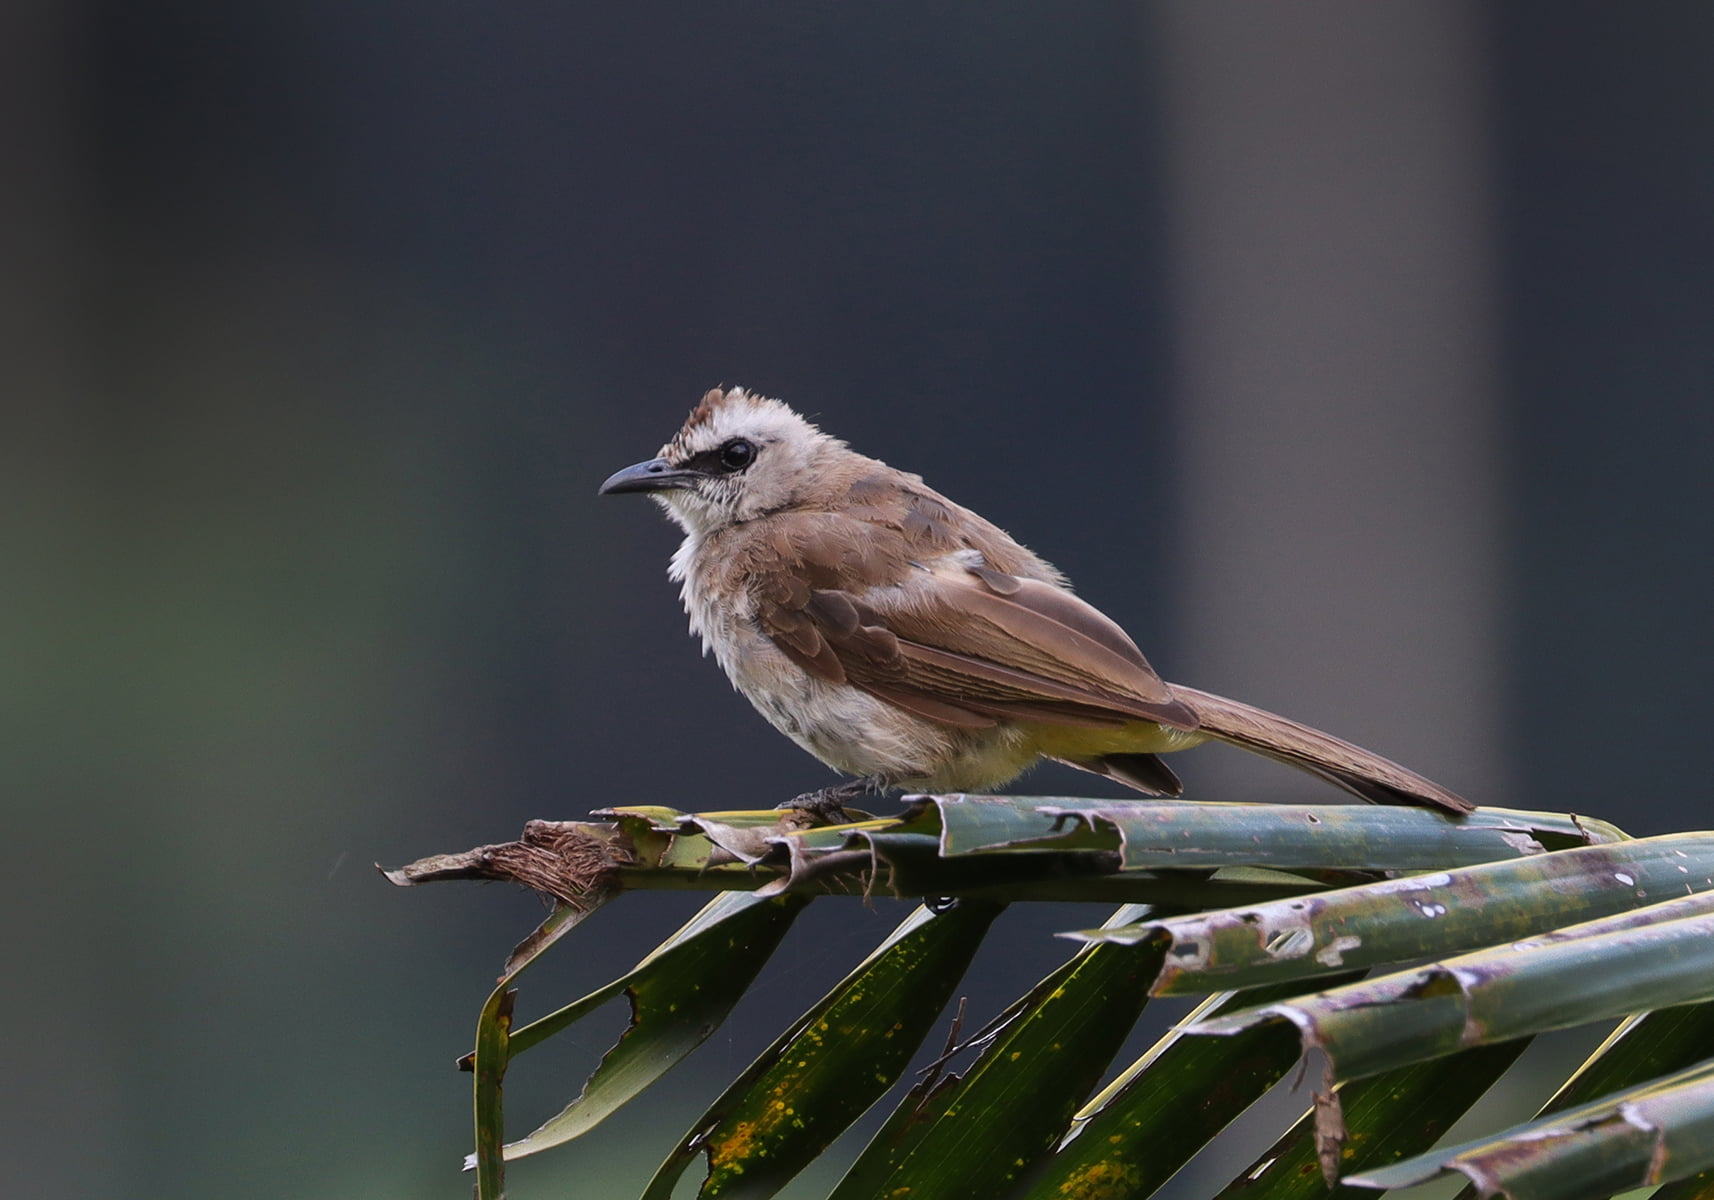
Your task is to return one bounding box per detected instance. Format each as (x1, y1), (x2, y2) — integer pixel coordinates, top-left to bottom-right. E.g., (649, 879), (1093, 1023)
(598, 457), (700, 495)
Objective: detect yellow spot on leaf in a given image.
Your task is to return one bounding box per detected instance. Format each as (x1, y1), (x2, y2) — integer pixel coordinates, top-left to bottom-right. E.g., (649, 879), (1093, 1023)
(1054, 1160), (1143, 1199)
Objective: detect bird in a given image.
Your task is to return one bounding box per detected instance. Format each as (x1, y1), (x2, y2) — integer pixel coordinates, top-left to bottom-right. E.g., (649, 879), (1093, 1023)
(599, 387), (1472, 817)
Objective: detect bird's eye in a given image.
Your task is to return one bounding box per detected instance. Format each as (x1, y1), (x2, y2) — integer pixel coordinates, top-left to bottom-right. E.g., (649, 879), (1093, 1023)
(719, 438), (756, 471)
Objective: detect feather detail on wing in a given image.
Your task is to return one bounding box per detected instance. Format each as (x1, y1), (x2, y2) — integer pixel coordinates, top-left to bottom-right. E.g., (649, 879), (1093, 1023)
(742, 512), (1199, 733)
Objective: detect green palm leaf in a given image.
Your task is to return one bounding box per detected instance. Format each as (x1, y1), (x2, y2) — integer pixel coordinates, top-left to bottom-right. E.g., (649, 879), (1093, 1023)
(642, 899), (1002, 1199)
(388, 795), (1714, 1199)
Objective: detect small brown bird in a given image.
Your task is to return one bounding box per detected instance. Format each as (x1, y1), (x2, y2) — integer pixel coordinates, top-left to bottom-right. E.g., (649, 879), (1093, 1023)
(600, 387), (1471, 816)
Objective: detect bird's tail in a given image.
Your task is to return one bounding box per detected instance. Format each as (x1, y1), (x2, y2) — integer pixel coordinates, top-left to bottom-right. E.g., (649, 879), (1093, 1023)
(1164, 684), (1474, 815)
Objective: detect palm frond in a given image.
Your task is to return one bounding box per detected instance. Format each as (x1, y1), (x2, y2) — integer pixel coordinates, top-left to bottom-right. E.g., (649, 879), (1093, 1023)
(388, 795), (1714, 1199)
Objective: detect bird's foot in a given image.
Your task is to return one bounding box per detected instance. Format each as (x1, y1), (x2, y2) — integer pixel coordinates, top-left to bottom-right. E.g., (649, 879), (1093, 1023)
(779, 776), (887, 823)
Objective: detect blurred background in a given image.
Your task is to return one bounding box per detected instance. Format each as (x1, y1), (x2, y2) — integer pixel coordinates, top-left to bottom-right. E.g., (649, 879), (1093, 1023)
(7, 3), (1712, 1197)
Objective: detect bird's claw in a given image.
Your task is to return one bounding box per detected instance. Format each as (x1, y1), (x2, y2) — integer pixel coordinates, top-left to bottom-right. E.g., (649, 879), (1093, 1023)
(779, 776), (886, 823)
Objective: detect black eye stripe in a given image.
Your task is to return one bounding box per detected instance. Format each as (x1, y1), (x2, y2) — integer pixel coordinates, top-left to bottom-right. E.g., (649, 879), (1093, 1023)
(682, 438), (757, 475)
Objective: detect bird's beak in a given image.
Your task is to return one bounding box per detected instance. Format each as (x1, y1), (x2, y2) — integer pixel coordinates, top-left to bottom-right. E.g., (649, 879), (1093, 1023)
(598, 457), (700, 495)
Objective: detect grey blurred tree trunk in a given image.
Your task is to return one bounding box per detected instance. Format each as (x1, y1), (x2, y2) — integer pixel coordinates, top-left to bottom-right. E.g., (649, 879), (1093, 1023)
(1153, 5), (1507, 804)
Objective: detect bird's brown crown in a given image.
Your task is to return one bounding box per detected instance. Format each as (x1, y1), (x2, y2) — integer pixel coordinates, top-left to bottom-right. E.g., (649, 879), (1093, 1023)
(680, 387), (730, 434)
(661, 387), (833, 465)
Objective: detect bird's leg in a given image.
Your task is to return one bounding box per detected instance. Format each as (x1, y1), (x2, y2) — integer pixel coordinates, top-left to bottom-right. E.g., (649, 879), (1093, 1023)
(779, 775), (888, 823)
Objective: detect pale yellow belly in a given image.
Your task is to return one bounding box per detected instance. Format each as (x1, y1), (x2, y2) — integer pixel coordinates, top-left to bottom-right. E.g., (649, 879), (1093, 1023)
(1022, 720), (1211, 761)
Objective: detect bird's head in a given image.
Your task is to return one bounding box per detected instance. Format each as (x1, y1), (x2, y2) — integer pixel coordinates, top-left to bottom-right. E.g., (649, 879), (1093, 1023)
(599, 387), (847, 534)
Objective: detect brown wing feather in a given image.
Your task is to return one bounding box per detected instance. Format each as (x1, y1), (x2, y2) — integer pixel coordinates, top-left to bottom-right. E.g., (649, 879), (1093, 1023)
(744, 512), (1197, 732)
(856, 682), (998, 729)
(906, 576), (1182, 709)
